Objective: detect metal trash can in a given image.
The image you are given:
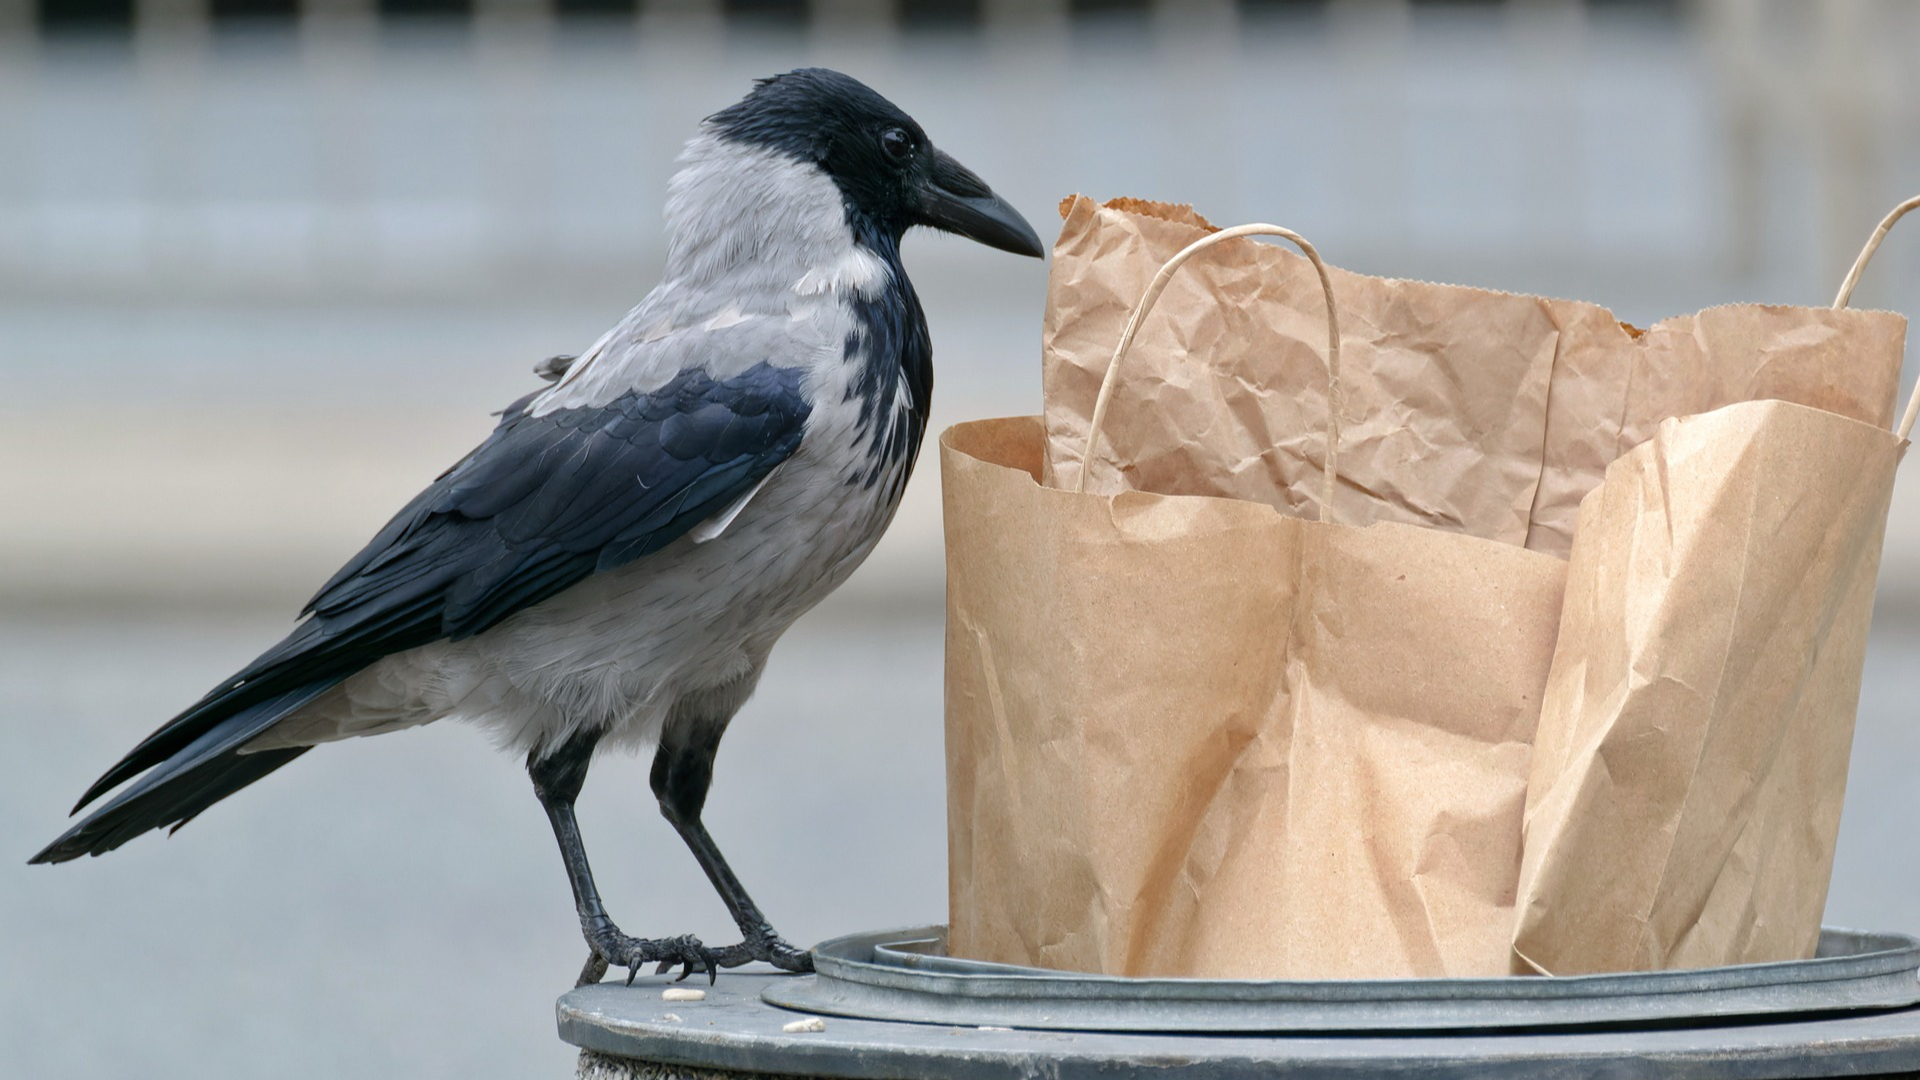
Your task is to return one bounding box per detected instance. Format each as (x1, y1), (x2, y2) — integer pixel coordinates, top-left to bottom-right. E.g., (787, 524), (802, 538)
(559, 925), (1920, 1079)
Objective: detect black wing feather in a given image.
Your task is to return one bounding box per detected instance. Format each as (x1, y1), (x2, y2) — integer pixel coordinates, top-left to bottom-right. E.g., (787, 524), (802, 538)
(39, 360), (809, 857)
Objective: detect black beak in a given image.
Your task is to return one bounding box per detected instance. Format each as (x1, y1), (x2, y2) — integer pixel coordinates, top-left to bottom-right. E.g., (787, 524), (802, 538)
(916, 148), (1045, 258)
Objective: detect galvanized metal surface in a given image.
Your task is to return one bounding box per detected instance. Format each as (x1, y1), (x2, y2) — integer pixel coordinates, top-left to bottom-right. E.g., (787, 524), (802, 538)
(760, 925), (1920, 1034)
(559, 970), (1920, 1080)
(576, 1048), (792, 1080)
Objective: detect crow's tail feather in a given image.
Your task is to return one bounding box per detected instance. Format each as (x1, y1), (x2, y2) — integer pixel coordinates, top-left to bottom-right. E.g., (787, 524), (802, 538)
(29, 682), (335, 865)
(29, 747), (310, 864)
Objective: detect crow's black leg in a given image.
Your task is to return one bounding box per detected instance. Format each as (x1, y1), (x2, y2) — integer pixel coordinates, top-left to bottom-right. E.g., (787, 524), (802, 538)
(651, 720), (814, 974)
(529, 728), (725, 987)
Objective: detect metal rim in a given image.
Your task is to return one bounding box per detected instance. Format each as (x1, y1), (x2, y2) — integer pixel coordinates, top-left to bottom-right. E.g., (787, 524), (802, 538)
(764, 924), (1920, 1033)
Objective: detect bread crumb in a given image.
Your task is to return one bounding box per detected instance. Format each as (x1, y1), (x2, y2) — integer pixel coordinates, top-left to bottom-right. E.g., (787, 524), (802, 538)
(662, 988), (706, 1002)
(782, 1017), (827, 1033)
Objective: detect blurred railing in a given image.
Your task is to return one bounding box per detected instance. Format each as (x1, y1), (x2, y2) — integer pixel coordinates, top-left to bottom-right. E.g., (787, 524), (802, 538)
(0, 0), (1915, 311)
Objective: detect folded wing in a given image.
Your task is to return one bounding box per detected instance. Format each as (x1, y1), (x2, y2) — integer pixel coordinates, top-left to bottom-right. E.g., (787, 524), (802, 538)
(31, 359), (810, 862)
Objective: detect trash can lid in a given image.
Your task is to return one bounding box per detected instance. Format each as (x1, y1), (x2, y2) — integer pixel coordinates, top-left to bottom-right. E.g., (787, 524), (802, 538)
(762, 924), (1920, 1033)
(560, 965), (1920, 1080)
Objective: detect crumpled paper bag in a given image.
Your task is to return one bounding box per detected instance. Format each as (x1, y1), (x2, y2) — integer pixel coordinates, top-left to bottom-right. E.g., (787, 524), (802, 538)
(1513, 398), (1907, 974)
(942, 415), (1566, 978)
(1041, 196), (1905, 556)
(946, 196), (1912, 981)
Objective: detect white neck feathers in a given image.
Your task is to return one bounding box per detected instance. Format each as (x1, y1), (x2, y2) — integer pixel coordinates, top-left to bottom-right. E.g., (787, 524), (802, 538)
(663, 132), (889, 299)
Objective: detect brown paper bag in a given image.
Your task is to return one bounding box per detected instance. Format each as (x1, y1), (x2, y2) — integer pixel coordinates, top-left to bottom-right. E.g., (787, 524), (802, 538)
(1512, 197), (1920, 975)
(943, 227), (1567, 979)
(1041, 196), (1906, 556)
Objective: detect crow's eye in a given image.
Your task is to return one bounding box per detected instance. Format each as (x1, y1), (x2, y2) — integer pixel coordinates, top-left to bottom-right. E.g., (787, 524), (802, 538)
(880, 127), (914, 163)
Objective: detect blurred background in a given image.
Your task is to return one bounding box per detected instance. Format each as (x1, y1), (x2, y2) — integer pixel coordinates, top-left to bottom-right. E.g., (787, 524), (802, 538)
(3, 0), (1918, 1076)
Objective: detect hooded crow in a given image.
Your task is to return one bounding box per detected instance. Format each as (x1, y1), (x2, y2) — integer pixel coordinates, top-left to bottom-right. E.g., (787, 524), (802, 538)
(32, 68), (1045, 986)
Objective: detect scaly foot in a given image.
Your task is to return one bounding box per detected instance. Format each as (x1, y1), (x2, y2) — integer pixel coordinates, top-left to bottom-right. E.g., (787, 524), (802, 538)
(703, 922), (813, 974)
(576, 920), (726, 987)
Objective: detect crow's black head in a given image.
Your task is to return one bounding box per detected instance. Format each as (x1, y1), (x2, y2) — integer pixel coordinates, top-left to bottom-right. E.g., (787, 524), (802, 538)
(707, 68), (1044, 258)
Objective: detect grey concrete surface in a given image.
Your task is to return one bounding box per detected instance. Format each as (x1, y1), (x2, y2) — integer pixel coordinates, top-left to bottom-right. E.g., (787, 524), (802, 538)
(1, 597), (948, 1079)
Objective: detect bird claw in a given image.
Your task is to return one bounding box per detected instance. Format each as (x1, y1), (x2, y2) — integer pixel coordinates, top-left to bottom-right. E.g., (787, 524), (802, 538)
(766, 938), (814, 974)
(654, 943), (727, 985)
(579, 925), (726, 987)
(719, 924), (814, 974)
(574, 920), (811, 986)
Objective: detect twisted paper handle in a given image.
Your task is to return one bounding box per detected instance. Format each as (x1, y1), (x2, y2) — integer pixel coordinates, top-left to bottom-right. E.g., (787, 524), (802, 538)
(1832, 193), (1920, 441)
(1077, 224), (1344, 524)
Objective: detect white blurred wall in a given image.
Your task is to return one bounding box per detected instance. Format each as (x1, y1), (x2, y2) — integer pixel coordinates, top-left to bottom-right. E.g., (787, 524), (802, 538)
(3, 0), (1919, 612)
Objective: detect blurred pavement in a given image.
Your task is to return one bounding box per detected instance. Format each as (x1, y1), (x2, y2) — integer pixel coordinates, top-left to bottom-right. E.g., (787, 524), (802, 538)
(2, 598), (1917, 1079)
